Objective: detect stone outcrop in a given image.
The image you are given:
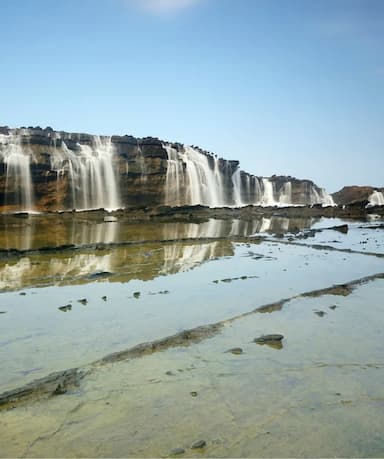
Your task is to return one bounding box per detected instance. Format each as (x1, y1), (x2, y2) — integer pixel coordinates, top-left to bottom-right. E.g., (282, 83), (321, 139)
(332, 186), (384, 205)
(0, 126), (334, 212)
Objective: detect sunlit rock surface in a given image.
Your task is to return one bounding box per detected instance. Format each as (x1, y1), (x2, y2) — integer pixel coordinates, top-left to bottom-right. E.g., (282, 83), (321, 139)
(0, 126), (334, 212)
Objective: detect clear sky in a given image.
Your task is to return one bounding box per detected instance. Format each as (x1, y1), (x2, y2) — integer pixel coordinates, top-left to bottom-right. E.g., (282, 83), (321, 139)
(1, 0), (383, 192)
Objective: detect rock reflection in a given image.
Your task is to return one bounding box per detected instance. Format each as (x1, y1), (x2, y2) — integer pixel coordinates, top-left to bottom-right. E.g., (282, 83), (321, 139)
(0, 214), (316, 251)
(0, 241), (234, 291)
(161, 242), (231, 275)
(0, 216), (317, 291)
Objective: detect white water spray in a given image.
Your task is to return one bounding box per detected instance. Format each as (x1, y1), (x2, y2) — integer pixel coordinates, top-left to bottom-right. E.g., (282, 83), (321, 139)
(368, 190), (384, 206)
(0, 133), (34, 211)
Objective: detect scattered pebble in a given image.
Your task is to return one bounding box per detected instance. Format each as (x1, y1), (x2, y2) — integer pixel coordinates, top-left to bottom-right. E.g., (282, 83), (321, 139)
(190, 391), (198, 397)
(19, 292), (26, 296)
(78, 298), (88, 305)
(169, 447), (185, 456)
(133, 292), (141, 299)
(58, 304), (72, 312)
(101, 296), (107, 301)
(165, 371), (174, 376)
(329, 305), (337, 310)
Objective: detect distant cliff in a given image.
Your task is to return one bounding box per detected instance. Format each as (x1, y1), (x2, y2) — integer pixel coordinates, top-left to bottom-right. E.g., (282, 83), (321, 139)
(332, 186), (384, 206)
(0, 126), (334, 213)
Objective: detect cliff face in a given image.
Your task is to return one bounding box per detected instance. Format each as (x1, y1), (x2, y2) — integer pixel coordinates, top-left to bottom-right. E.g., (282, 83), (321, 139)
(0, 126), (333, 212)
(332, 186), (384, 205)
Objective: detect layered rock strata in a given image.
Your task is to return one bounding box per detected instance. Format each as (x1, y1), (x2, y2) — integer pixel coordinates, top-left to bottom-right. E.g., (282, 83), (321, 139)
(0, 126), (334, 212)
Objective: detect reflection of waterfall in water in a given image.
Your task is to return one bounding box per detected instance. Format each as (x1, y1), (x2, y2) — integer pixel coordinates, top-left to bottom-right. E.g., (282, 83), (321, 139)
(49, 253), (113, 281)
(0, 133), (34, 211)
(0, 253), (114, 291)
(0, 258), (32, 290)
(1, 222), (35, 250)
(51, 136), (120, 211)
(0, 219), (119, 250)
(160, 242), (222, 275)
(70, 221), (119, 245)
(368, 191), (384, 206)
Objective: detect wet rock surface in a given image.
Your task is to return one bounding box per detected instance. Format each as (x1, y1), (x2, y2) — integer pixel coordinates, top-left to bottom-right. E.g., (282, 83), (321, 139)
(191, 440), (206, 449)
(225, 347), (244, 355)
(0, 368), (87, 410)
(254, 334), (284, 344)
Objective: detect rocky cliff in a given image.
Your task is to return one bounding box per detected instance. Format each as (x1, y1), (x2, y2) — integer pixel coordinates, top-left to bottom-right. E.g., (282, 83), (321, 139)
(0, 126), (334, 212)
(332, 186), (384, 206)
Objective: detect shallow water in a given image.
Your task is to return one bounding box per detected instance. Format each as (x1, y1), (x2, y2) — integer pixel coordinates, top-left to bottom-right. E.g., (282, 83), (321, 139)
(1, 279), (383, 457)
(0, 213), (383, 457)
(284, 217), (384, 254)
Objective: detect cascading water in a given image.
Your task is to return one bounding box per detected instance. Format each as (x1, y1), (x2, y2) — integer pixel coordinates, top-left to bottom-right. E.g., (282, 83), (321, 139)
(164, 144), (227, 207)
(164, 145), (334, 208)
(309, 185), (335, 207)
(278, 182), (292, 205)
(164, 145), (185, 207)
(261, 178), (276, 206)
(51, 136), (120, 211)
(0, 133), (34, 212)
(368, 190), (384, 206)
(0, 127), (336, 212)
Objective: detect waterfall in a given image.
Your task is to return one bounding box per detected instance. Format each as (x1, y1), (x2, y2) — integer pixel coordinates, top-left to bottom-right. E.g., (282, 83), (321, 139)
(164, 145), (185, 206)
(368, 190), (384, 206)
(51, 136), (121, 211)
(232, 169), (243, 207)
(261, 178), (276, 206)
(309, 185), (335, 206)
(164, 145), (227, 207)
(278, 182), (292, 205)
(0, 133), (34, 212)
(164, 146), (335, 208)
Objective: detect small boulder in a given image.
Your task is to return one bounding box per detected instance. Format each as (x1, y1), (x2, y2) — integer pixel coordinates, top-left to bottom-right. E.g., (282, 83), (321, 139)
(254, 334), (284, 344)
(225, 347), (243, 355)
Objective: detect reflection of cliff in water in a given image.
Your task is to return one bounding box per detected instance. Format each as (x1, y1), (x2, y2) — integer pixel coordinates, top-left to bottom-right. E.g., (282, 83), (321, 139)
(0, 242), (233, 291)
(0, 214), (318, 251)
(0, 216), (317, 291)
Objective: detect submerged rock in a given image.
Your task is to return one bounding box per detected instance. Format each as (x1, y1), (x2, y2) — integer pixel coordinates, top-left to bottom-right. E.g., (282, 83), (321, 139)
(169, 447), (185, 456)
(78, 298), (88, 305)
(314, 310), (326, 317)
(254, 334), (284, 344)
(191, 440), (206, 449)
(225, 347), (243, 355)
(87, 271), (112, 280)
(58, 304), (72, 312)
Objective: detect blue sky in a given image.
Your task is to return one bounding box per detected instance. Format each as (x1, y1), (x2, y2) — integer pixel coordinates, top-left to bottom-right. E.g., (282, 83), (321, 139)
(1, 0), (383, 192)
